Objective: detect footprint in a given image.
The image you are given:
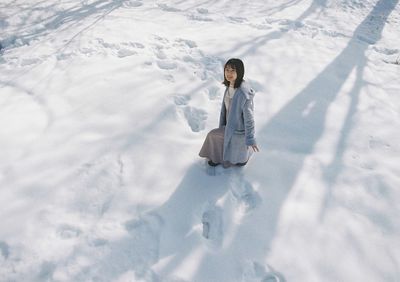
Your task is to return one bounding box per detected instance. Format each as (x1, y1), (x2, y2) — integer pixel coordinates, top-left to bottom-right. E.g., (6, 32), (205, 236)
(383, 59), (400, 65)
(166, 36), (222, 83)
(243, 261), (268, 281)
(196, 8), (209, 14)
(207, 86), (221, 100)
(122, 42), (145, 49)
(123, 0), (143, 8)
(278, 19), (302, 28)
(95, 39), (141, 58)
(231, 181), (261, 214)
(368, 135), (391, 150)
(73, 154), (124, 217)
(242, 261), (286, 282)
(153, 35), (169, 44)
(154, 48), (167, 60)
(97, 38), (119, 50)
(251, 23), (273, 30)
(80, 47), (97, 57)
(201, 55), (224, 72)
(182, 55), (200, 66)
(229, 169), (261, 214)
(183, 106), (207, 132)
(372, 47), (400, 64)
(157, 3), (181, 12)
(228, 16), (248, 23)
(175, 38), (197, 48)
(125, 213), (163, 264)
(188, 14), (213, 22)
(201, 204), (223, 246)
(56, 224), (82, 239)
(87, 237), (108, 247)
(117, 48), (137, 58)
(194, 69), (208, 81)
(37, 261), (57, 281)
(173, 94), (191, 106)
(321, 29), (347, 38)
(164, 74), (175, 82)
(263, 273), (286, 282)
(0, 241), (10, 259)
(156, 60), (177, 70)
(56, 52), (74, 61)
(372, 46), (399, 55)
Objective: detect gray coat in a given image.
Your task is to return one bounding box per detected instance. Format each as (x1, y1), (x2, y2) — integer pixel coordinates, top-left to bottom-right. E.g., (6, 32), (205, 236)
(219, 82), (257, 163)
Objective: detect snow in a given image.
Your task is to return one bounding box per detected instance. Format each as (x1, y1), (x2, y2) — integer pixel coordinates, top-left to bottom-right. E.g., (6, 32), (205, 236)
(1, 0), (400, 281)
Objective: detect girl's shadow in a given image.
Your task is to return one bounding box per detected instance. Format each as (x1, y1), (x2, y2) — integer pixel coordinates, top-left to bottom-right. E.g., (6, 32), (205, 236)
(123, 163), (265, 281)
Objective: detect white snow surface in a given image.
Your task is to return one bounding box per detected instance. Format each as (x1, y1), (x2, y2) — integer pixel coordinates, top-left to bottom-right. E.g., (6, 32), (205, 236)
(1, 0), (400, 281)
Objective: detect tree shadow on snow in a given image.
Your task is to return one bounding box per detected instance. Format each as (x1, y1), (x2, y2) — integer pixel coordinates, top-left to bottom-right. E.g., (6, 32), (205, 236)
(57, 1), (398, 281)
(317, 0), (399, 217)
(192, 0), (397, 280)
(1, 0), (124, 50)
(209, 0), (397, 279)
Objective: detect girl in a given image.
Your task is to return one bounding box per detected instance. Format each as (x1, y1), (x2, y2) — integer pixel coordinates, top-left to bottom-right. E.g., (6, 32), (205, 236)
(199, 58), (259, 168)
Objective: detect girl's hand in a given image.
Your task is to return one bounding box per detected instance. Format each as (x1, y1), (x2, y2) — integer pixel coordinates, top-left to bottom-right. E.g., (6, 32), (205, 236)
(249, 145), (259, 152)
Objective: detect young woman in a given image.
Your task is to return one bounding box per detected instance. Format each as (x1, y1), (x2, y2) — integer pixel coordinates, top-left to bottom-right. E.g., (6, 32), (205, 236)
(199, 58), (259, 168)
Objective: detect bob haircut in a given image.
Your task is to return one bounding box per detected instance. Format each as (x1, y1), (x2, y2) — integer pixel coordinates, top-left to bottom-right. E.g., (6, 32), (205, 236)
(223, 58), (245, 88)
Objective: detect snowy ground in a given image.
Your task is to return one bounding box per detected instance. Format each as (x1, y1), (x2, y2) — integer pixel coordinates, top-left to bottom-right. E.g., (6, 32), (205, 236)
(1, 0), (400, 281)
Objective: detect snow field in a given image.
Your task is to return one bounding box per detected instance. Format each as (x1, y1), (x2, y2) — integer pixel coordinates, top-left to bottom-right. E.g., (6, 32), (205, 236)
(1, 0), (400, 281)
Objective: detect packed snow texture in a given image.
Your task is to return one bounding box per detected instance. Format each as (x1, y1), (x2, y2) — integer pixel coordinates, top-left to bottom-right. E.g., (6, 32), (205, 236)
(0, 0), (400, 281)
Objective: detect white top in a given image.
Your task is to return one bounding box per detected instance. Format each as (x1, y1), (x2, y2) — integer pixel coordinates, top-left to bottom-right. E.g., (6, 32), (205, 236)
(224, 86), (236, 115)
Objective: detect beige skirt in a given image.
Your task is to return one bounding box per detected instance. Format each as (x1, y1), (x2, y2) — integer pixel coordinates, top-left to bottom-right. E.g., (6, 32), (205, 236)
(199, 127), (250, 167)
(199, 127), (225, 164)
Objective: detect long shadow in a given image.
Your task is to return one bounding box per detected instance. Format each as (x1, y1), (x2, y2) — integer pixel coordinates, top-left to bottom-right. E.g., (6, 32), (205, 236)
(319, 0), (398, 218)
(1, 0), (124, 49)
(76, 2), (399, 280)
(257, 0), (397, 189)
(64, 163), (231, 281)
(190, 0), (398, 279)
(260, 0), (396, 268)
(14, 1), (398, 280)
(79, 165), (260, 281)
(1, 0), (125, 90)
(144, 164), (231, 275)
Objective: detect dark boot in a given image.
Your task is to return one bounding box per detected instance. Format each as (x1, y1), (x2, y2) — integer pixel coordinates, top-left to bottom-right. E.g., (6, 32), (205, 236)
(208, 160), (220, 167)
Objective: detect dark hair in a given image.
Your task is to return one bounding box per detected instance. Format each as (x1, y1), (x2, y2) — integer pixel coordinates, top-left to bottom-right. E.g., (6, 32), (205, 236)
(223, 58), (245, 88)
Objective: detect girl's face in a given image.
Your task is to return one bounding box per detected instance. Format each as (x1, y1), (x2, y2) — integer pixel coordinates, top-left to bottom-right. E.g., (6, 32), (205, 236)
(224, 65), (237, 85)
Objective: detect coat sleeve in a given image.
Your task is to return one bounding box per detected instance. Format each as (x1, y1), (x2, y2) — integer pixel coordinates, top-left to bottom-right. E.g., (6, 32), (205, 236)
(243, 98), (256, 146)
